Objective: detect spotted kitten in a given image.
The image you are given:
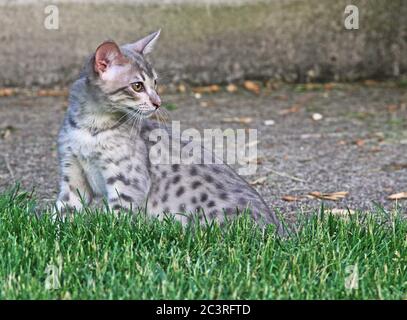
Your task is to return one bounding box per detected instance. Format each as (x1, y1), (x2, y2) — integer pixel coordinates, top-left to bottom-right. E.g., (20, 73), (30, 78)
(56, 30), (284, 235)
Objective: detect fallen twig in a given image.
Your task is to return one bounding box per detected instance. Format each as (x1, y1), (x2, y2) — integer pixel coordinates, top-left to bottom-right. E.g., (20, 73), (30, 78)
(2, 155), (14, 180)
(264, 167), (306, 183)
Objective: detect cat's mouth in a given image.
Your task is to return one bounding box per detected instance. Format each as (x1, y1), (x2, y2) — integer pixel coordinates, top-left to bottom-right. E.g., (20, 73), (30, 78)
(124, 105), (156, 118)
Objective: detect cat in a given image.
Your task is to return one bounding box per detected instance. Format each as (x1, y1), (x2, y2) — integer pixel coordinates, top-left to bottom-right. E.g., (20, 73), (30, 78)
(56, 30), (285, 235)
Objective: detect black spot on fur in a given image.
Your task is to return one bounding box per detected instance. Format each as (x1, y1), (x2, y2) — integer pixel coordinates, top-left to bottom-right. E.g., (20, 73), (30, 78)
(68, 114), (78, 128)
(63, 176), (70, 183)
(105, 157), (115, 164)
(191, 196), (197, 204)
(106, 177), (116, 185)
(115, 155), (131, 165)
(204, 174), (214, 183)
(120, 193), (133, 202)
(162, 193), (168, 202)
(161, 171), (167, 179)
(112, 204), (123, 210)
(191, 181), (202, 189)
(132, 178), (139, 187)
(173, 175), (181, 184)
(152, 200), (158, 207)
(212, 166), (222, 174)
(209, 210), (217, 218)
(190, 167), (198, 176)
(176, 186), (185, 197)
(164, 181), (171, 191)
(207, 200), (216, 208)
(200, 193), (208, 202)
(215, 182), (224, 190)
(172, 164), (180, 172)
(107, 174), (131, 186)
(219, 192), (229, 200)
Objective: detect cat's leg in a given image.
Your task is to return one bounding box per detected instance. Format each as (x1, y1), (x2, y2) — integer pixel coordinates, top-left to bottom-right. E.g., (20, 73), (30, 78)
(100, 160), (151, 213)
(56, 155), (93, 216)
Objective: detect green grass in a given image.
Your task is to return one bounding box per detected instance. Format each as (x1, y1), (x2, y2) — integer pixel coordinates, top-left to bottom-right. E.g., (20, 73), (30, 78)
(0, 188), (406, 299)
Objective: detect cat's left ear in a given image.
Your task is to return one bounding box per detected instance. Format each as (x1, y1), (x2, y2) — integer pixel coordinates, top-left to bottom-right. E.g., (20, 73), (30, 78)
(126, 29), (161, 55)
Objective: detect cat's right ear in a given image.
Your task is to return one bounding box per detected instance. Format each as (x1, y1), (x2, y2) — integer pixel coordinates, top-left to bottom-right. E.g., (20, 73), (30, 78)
(94, 41), (125, 75)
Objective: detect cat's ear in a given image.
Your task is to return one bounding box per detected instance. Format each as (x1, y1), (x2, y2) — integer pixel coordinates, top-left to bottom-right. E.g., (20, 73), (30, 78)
(126, 30), (161, 55)
(94, 41), (126, 74)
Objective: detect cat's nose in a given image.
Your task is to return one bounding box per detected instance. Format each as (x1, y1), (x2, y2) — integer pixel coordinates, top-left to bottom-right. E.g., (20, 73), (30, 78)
(151, 95), (161, 109)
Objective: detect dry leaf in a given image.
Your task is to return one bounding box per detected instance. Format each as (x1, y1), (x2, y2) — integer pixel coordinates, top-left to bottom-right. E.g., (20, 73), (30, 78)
(242, 155), (264, 165)
(177, 84), (187, 93)
(0, 126), (16, 140)
(37, 89), (68, 97)
(324, 83), (335, 90)
(199, 101), (215, 108)
(364, 80), (378, 86)
(250, 177), (267, 186)
(279, 105), (300, 115)
(222, 117), (253, 124)
(282, 195), (302, 202)
(338, 140), (347, 146)
(275, 94), (288, 101)
(226, 84), (238, 93)
(308, 191), (348, 201)
(243, 81), (261, 95)
(388, 192), (407, 200)
(0, 88), (14, 97)
(192, 85), (220, 94)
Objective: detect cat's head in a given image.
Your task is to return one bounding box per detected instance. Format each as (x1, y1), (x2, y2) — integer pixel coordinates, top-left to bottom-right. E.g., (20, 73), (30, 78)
(91, 30), (161, 118)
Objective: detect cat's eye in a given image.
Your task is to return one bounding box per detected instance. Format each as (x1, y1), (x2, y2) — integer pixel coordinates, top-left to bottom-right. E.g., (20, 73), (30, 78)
(131, 82), (144, 92)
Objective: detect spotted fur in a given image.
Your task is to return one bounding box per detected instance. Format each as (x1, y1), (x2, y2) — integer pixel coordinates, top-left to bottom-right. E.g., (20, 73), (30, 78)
(56, 30), (285, 235)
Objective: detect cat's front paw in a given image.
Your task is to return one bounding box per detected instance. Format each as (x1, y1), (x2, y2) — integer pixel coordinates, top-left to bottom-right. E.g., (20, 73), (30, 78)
(54, 199), (82, 222)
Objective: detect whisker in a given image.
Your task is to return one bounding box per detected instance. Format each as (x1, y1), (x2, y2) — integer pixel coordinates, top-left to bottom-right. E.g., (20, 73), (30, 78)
(159, 108), (171, 123)
(157, 109), (168, 127)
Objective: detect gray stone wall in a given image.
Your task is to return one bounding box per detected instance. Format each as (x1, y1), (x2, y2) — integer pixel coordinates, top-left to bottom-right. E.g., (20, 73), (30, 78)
(0, 0), (405, 86)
